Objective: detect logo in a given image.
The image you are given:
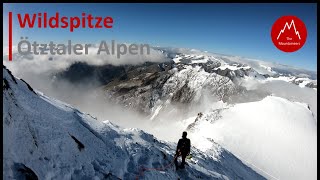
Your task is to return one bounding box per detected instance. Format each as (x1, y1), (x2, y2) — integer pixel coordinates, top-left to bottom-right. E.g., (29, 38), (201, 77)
(271, 15), (307, 52)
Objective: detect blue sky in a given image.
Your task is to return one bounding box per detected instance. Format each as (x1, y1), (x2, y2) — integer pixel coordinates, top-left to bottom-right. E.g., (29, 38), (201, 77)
(3, 3), (317, 71)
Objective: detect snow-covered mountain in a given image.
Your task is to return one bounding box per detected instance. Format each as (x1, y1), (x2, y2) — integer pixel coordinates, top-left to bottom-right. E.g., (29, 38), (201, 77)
(3, 47), (317, 180)
(3, 66), (266, 179)
(88, 49), (316, 120)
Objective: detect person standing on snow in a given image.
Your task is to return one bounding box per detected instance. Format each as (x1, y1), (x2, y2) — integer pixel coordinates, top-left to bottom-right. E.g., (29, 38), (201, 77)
(174, 131), (191, 169)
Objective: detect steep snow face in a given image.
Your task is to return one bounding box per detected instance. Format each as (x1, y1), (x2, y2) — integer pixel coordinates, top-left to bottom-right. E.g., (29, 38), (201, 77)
(187, 96), (317, 180)
(3, 66), (265, 180)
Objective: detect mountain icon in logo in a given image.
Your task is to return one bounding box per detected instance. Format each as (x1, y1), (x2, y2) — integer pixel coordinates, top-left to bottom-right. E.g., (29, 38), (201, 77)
(271, 15), (307, 53)
(277, 19), (301, 40)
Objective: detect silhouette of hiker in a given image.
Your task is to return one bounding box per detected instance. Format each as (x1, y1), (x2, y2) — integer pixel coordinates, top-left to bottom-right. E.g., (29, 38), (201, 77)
(174, 131), (191, 169)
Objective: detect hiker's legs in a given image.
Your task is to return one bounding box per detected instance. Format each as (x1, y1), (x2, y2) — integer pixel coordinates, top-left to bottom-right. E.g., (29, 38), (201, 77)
(181, 154), (186, 168)
(174, 154), (180, 169)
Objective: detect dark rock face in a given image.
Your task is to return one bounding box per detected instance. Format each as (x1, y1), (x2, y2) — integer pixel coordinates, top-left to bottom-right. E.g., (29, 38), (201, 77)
(171, 82), (194, 103)
(100, 62), (175, 114)
(12, 163), (38, 180)
(289, 77), (317, 89)
(262, 74), (270, 78)
(292, 79), (304, 86)
(214, 68), (230, 77)
(305, 82), (317, 88)
(54, 61), (175, 86)
(54, 62), (127, 86)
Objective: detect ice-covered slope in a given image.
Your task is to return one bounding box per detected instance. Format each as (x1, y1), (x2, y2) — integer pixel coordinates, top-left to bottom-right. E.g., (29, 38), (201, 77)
(3, 66), (265, 180)
(186, 96), (317, 180)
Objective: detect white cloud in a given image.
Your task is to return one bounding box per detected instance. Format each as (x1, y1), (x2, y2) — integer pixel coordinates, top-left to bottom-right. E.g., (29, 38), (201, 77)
(3, 43), (169, 77)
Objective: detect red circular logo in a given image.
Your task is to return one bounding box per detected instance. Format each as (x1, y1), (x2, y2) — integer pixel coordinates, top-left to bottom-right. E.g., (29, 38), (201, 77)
(271, 15), (307, 52)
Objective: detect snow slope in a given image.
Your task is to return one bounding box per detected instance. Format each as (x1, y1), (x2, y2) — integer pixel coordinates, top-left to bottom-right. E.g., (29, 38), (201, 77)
(3, 66), (265, 180)
(187, 96), (317, 180)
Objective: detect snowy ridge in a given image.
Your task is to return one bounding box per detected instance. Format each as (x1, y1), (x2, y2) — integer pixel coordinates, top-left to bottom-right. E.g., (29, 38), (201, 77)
(3, 66), (265, 180)
(186, 96), (317, 180)
(164, 47), (316, 78)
